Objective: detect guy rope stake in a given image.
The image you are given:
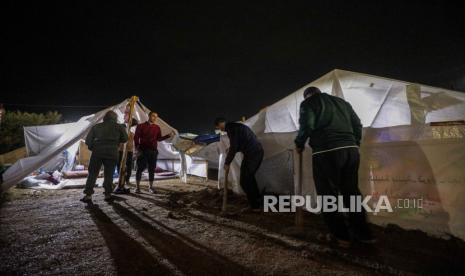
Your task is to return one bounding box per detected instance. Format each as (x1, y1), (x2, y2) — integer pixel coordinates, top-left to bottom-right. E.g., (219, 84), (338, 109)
(295, 150), (304, 228)
(117, 95), (138, 189)
(222, 167), (230, 213)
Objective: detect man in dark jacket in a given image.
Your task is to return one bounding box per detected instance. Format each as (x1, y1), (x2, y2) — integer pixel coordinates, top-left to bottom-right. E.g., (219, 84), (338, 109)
(134, 112), (174, 193)
(215, 118), (264, 211)
(81, 111), (128, 203)
(295, 86), (374, 246)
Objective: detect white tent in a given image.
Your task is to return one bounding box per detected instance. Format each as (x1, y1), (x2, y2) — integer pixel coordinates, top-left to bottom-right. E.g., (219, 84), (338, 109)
(1, 98), (208, 191)
(197, 69), (465, 240)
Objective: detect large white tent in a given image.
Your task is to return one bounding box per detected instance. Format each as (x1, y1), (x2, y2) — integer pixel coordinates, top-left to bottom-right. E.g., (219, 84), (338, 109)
(196, 69), (465, 240)
(1, 98), (208, 191)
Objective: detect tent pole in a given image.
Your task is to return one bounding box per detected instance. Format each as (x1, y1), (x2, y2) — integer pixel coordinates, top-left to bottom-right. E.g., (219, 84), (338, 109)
(295, 150), (304, 228)
(117, 96), (138, 189)
(222, 167), (230, 212)
(179, 151), (188, 183)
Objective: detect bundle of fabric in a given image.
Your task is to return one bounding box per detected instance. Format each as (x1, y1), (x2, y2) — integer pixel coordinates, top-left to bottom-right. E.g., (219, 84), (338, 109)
(17, 170), (68, 189)
(34, 171), (62, 184)
(62, 170), (89, 179)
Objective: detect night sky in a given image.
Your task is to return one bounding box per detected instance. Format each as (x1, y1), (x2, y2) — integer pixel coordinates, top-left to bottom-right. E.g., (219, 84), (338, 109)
(3, 1), (465, 133)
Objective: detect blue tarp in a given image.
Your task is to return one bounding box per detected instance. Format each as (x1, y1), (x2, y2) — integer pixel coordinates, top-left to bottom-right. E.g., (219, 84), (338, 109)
(193, 133), (220, 145)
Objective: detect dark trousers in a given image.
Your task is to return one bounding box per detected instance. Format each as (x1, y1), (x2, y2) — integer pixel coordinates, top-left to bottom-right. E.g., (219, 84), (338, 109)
(136, 149), (158, 182)
(312, 147), (372, 241)
(117, 151), (133, 182)
(84, 154), (117, 196)
(240, 148), (264, 209)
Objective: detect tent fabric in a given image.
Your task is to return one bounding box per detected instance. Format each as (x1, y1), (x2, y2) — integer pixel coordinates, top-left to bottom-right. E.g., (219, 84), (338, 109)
(157, 157), (208, 180)
(24, 123), (76, 156)
(24, 124), (82, 172)
(1, 102), (119, 192)
(197, 69), (465, 240)
(358, 125), (465, 240)
(1, 99), (206, 192)
(264, 69), (465, 132)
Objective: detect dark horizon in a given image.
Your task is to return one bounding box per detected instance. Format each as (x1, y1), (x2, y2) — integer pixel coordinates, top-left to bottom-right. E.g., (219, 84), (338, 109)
(3, 1), (465, 133)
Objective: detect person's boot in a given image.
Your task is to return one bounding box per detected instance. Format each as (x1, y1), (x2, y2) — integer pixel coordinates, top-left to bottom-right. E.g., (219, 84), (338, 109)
(104, 194), (114, 202)
(113, 186), (125, 194)
(353, 232), (377, 244)
(135, 181), (141, 193)
(122, 180), (131, 194)
(148, 182), (155, 194)
(80, 194), (92, 203)
(317, 233), (351, 248)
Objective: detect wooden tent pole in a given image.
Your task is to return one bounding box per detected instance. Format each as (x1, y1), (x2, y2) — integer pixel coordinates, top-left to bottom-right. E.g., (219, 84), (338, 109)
(222, 167), (230, 212)
(295, 150), (304, 228)
(117, 96), (138, 189)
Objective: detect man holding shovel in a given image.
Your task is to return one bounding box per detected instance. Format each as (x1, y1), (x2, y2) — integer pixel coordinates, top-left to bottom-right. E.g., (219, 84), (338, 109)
(295, 86), (374, 247)
(215, 118), (264, 212)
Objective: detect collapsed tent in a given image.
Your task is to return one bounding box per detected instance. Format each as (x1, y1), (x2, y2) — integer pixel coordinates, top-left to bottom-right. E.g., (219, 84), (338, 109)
(1, 98), (208, 191)
(196, 69), (465, 240)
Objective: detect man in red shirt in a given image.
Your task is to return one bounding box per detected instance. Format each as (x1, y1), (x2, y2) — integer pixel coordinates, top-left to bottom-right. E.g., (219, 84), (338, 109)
(134, 111), (174, 193)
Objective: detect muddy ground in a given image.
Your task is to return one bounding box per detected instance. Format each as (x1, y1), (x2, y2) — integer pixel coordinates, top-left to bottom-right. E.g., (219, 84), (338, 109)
(1, 177), (464, 275)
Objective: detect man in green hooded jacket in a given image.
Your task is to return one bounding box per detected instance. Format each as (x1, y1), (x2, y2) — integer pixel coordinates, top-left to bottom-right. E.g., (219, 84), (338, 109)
(81, 111), (128, 203)
(295, 86), (374, 246)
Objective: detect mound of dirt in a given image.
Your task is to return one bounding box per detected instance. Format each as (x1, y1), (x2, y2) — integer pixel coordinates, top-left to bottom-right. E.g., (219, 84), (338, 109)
(167, 188), (249, 211)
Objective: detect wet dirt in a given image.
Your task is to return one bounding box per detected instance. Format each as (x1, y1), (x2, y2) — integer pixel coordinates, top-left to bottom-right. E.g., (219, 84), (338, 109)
(1, 177), (464, 275)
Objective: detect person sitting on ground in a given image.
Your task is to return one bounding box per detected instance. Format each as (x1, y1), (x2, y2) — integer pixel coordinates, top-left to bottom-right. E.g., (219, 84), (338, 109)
(134, 112), (174, 193)
(81, 111), (128, 203)
(215, 117), (264, 212)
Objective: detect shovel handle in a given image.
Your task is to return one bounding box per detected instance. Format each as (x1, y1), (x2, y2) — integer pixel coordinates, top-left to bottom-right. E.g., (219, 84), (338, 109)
(222, 167), (230, 212)
(295, 151), (304, 228)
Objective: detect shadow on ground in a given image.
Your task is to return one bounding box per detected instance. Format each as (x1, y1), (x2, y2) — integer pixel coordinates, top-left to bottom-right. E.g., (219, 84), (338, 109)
(87, 203), (173, 276)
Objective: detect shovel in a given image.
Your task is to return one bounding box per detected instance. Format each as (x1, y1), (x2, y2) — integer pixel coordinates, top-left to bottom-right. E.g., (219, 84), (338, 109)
(222, 167), (229, 212)
(220, 167), (236, 217)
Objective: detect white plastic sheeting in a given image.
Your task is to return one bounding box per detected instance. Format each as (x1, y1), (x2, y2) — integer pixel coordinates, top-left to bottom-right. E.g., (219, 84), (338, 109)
(194, 135), (241, 191)
(157, 157), (208, 181)
(24, 123), (82, 172)
(264, 69), (465, 132)
(24, 122), (76, 156)
(1, 98), (207, 191)
(1, 105), (117, 192)
(358, 125), (465, 240)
